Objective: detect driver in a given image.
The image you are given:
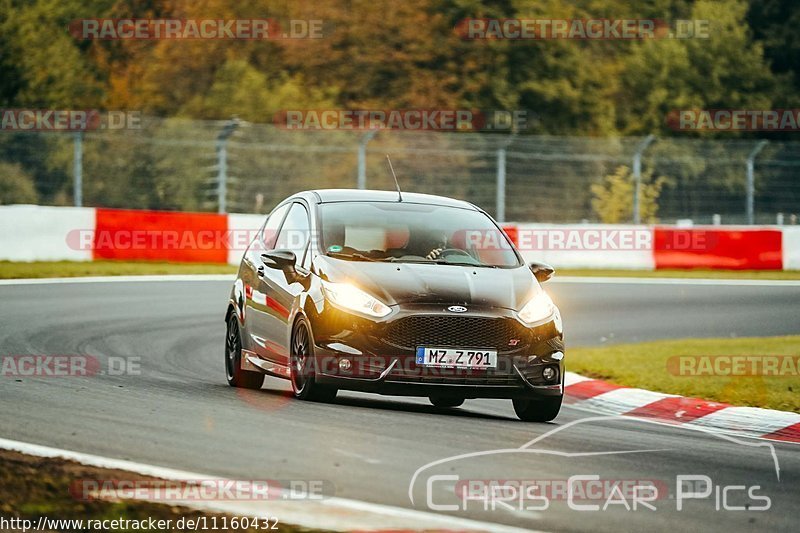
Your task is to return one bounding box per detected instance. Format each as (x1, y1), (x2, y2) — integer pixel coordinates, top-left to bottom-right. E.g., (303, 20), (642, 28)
(406, 228), (448, 260)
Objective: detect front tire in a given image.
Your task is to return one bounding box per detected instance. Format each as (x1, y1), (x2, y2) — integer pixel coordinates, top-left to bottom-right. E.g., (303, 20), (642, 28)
(512, 396), (562, 422)
(429, 396), (465, 408)
(290, 317), (337, 402)
(225, 313), (264, 390)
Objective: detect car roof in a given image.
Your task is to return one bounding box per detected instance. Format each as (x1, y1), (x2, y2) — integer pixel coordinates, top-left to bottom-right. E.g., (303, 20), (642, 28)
(299, 189), (479, 210)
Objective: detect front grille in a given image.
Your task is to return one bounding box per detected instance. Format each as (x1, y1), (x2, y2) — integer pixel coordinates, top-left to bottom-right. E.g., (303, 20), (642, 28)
(383, 315), (526, 351)
(386, 371), (521, 386)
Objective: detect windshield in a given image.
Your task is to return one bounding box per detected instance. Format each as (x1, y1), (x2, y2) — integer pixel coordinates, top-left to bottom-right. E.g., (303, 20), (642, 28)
(319, 202), (520, 268)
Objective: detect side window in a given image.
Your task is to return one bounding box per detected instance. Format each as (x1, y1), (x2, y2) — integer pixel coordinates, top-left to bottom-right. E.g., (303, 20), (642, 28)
(261, 204), (290, 250)
(275, 203), (310, 265)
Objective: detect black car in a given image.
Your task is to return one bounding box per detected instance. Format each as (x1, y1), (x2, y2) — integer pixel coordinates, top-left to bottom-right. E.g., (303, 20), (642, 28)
(225, 189), (564, 421)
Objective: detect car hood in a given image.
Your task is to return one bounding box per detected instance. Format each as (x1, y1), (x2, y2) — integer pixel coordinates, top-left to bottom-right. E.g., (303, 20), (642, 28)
(314, 257), (540, 311)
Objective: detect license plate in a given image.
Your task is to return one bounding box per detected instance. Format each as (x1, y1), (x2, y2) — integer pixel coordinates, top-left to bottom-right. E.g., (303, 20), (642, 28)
(416, 347), (497, 369)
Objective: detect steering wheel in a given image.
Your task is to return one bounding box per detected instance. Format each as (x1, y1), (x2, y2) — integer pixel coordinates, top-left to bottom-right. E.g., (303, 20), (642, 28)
(438, 248), (472, 258)
(427, 247), (476, 262)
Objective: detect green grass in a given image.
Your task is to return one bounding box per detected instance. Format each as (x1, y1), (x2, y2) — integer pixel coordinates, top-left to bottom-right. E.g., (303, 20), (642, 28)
(0, 260), (237, 279)
(559, 269), (800, 280)
(569, 336), (800, 413)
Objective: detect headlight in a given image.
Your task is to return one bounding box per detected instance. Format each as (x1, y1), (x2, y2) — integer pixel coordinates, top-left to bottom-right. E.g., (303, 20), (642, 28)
(518, 290), (556, 325)
(321, 280), (391, 318)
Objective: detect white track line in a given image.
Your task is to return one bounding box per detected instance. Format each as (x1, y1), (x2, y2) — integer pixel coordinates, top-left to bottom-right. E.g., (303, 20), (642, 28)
(0, 437), (536, 533)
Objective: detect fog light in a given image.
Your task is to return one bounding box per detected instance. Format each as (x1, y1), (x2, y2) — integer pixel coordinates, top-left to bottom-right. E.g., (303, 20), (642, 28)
(339, 359), (352, 371)
(542, 366), (557, 381)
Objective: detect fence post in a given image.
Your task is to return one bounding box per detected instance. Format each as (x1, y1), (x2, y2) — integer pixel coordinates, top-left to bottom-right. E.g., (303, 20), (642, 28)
(73, 131), (83, 207)
(632, 134), (656, 224)
(216, 118), (239, 214)
(496, 147), (506, 223)
(746, 140), (768, 225)
(495, 135), (517, 223)
(357, 130), (378, 189)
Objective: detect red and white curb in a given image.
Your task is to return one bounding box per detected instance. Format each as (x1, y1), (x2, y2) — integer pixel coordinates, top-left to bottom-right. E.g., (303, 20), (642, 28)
(564, 372), (800, 444)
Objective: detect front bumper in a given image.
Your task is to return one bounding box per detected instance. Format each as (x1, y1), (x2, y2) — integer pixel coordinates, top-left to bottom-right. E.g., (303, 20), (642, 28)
(315, 358), (564, 399)
(310, 302), (565, 399)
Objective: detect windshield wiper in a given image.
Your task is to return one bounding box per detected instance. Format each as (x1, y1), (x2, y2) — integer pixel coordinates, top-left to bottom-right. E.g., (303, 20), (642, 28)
(326, 252), (496, 267)
(432, 259), (498, 268)
(326, 251), (379, 262)
(384, 257), (496, 268)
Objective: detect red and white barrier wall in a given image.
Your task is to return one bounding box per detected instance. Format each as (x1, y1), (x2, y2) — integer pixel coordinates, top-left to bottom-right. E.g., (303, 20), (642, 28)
(507, 223), (789, 270)
(0, 205), (94, 262)
(1, 205), (798, 270)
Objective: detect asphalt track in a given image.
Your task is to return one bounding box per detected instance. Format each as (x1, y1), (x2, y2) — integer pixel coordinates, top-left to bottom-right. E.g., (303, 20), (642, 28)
(1, 277), (799, 532)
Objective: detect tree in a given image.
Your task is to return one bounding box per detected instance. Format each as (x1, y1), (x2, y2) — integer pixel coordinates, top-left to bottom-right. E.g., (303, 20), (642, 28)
(747, 0), (800, 101)
(0, 0), (107, 108)
(179, 59), (337, 121)
(591, 165), (665, 223)
(617, 0), (779, 136)
(0, 162), (39, 204)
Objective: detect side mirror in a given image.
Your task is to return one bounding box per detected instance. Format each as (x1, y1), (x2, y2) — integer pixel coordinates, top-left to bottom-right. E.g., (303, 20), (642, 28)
(529, 261), (555, 283)
(261, 250), (297, 272)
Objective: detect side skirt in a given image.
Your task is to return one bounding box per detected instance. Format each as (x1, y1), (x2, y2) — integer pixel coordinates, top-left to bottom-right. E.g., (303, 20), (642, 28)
(242, 350), (291, 379)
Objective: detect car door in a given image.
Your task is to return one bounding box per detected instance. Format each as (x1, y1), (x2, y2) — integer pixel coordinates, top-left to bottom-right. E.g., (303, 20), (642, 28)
(254, 202), (312, 367)
(241, 202), (289, 362)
